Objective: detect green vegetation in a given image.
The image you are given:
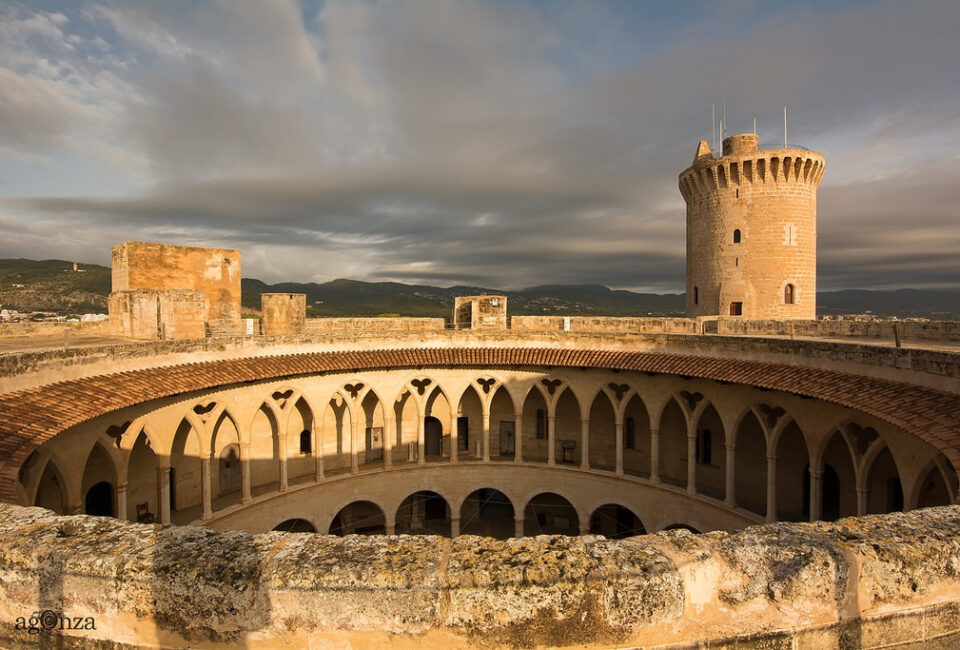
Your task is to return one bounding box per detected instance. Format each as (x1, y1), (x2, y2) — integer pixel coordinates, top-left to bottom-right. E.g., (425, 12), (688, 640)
(0, 259), (110, 315)
(2, 258), (958, 320)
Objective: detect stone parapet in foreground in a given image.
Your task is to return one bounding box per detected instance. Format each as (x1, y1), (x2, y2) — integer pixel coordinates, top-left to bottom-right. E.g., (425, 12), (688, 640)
(1, 504), (960, 648)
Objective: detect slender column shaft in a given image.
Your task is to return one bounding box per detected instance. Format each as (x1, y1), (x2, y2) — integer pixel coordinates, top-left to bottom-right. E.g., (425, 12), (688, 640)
(384, 417), (394, 468)
(314, 428), (325, 481)
(482, 410), (491, 462)
(650, 427), (660, 483)
(547, 416), (556, 466)
(350, 410), (359, 474)
(241, 444), (252, 503)
(514, 411), (524, 463)
(514, 517), (524, 538)
(449, 411), (459, 464)
(201, 456), (212, 520)
(809, 470), (823, 521)
(279, 436), (288, 491)
(450, 517), (460, 538)
(725, 444), (736, 507)
(857, 488), (868, 516)
(580, 418), (590, 470)
(417, 412), (425, 465)
(116, 484), (128, 521)
(614, 420), (624, 475)
(158, 467), (171, 525)
(686, 428), (697, 495)
(765, 455), (777, 522)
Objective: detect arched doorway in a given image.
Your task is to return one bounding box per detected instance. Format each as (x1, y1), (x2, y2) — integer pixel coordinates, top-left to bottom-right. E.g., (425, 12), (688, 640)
(34, 459), (65, 514)
(396, 491), (451, 535)
(219, 444), (241, 495)
(273, 518), (317, 533)
(867, 446), (903, 514)
(84, 481), (114, 517)
(329, 501), (386, 535)
(589, 504), (646, 539)
(659, 398), (687, 489)
(460, 488), (514, 539)
(81, 442), (116, 517)
(820, 431), (856, 521)
(424, 417), (443, 459)
(524, 493), (579, 536)
(734, 410), (766, 515)
(775, 421), (809, 521)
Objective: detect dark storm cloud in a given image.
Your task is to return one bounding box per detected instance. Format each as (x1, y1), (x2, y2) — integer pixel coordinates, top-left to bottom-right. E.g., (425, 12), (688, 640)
(1, 1), (958, 290)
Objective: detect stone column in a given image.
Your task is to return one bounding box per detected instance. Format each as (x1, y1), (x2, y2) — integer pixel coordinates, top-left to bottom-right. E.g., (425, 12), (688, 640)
(201, 456), (212, 520)
(579, 518), (590, 536)
(278, 436), (288, 492)
(580, 418), (590, 470)
(450, 517), (460, 538)
(514, 517), (524, 538)
(650, 427), (660, 483)
(314, 430), (325, 481)
(482, 408), (491, 462)
(116, 484), (128, 521)
(686, 427), (698, 495)
(765, 455), (777, 522)
(350, 411), (359, 474)
(449, 411), (459, 464)
(384, 416), (395, 469)
(514, 411), (524, 463)
(241, 443), (252, 503)
(158, 466), (171, 525)
(857, 487), (868, 516)
(417, 413), (425, 465)
(547, 415), (556, 466)
(725, 444), (736, 507)
(614, 419), (624, 476)
(809, 469), (823, 521)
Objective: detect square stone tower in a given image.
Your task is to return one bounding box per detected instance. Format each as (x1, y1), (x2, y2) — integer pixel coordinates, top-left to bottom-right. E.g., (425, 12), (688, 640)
(109, 241), (242, 339)
(454, 295), (508, 329)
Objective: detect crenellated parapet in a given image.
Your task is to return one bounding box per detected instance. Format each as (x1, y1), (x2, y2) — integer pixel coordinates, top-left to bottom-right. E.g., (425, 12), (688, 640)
(678, 134), (825, 203)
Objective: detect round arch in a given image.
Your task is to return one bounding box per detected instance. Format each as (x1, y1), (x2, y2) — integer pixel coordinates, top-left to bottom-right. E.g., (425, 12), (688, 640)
(329, 500), (386, 536)
(589, 503), (646, 539)
(523, 492), (579, 536)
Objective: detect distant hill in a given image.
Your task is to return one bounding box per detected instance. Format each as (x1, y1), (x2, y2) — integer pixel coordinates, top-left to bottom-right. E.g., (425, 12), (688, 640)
(0, 259), (111, 314)
(1, 258), (957, 320)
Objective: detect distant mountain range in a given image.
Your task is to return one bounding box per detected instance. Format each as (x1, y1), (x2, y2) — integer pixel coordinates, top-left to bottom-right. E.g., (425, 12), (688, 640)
(1, 258), (957, 320)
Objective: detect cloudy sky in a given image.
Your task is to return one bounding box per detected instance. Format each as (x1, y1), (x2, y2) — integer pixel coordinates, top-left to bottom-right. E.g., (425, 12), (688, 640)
(1, 1), (958, 292)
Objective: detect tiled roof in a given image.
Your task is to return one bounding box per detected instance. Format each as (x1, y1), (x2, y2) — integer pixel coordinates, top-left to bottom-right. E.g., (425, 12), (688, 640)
(2, 347), (959, 502)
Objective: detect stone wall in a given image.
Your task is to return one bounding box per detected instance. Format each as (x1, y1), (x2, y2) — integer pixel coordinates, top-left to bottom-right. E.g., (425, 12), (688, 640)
(0, 321), (109, 338)
(717, 318), (960, 342)
(110, 241), (242, 336)
(304, 317), (446, 332)
(2, 330), (960, 397)
(454, 295), (507, 329)
(260, 293), (306, 335)
(511, 316), (697, 334)
(108, 289), (206, 340)
(1, 503), (959, 648)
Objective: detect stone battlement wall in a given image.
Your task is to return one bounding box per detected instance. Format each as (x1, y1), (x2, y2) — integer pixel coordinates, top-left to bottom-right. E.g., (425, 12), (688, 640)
(0, 321), (109, 338)
(716, 318), (960, 342)
(1, 503), (959, 648)
(511, 316), (697, 333)
(304, 317), (446, 332)
(2, 329), (959, 396)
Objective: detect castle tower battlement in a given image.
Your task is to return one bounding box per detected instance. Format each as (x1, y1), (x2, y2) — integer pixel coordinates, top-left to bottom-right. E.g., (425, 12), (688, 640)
(679, 133), (825, 319)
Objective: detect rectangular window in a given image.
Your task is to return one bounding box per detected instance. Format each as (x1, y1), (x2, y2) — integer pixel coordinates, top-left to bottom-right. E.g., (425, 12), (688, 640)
(730, 302), (743, 316)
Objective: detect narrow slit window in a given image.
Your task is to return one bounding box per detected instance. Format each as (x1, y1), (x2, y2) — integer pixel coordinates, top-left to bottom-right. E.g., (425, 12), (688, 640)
(733, 229), (741, 243)
(693, 286), (699, 305)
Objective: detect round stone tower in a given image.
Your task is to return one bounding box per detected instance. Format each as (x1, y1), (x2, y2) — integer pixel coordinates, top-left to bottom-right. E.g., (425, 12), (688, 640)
(679, 133), (825, 319)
